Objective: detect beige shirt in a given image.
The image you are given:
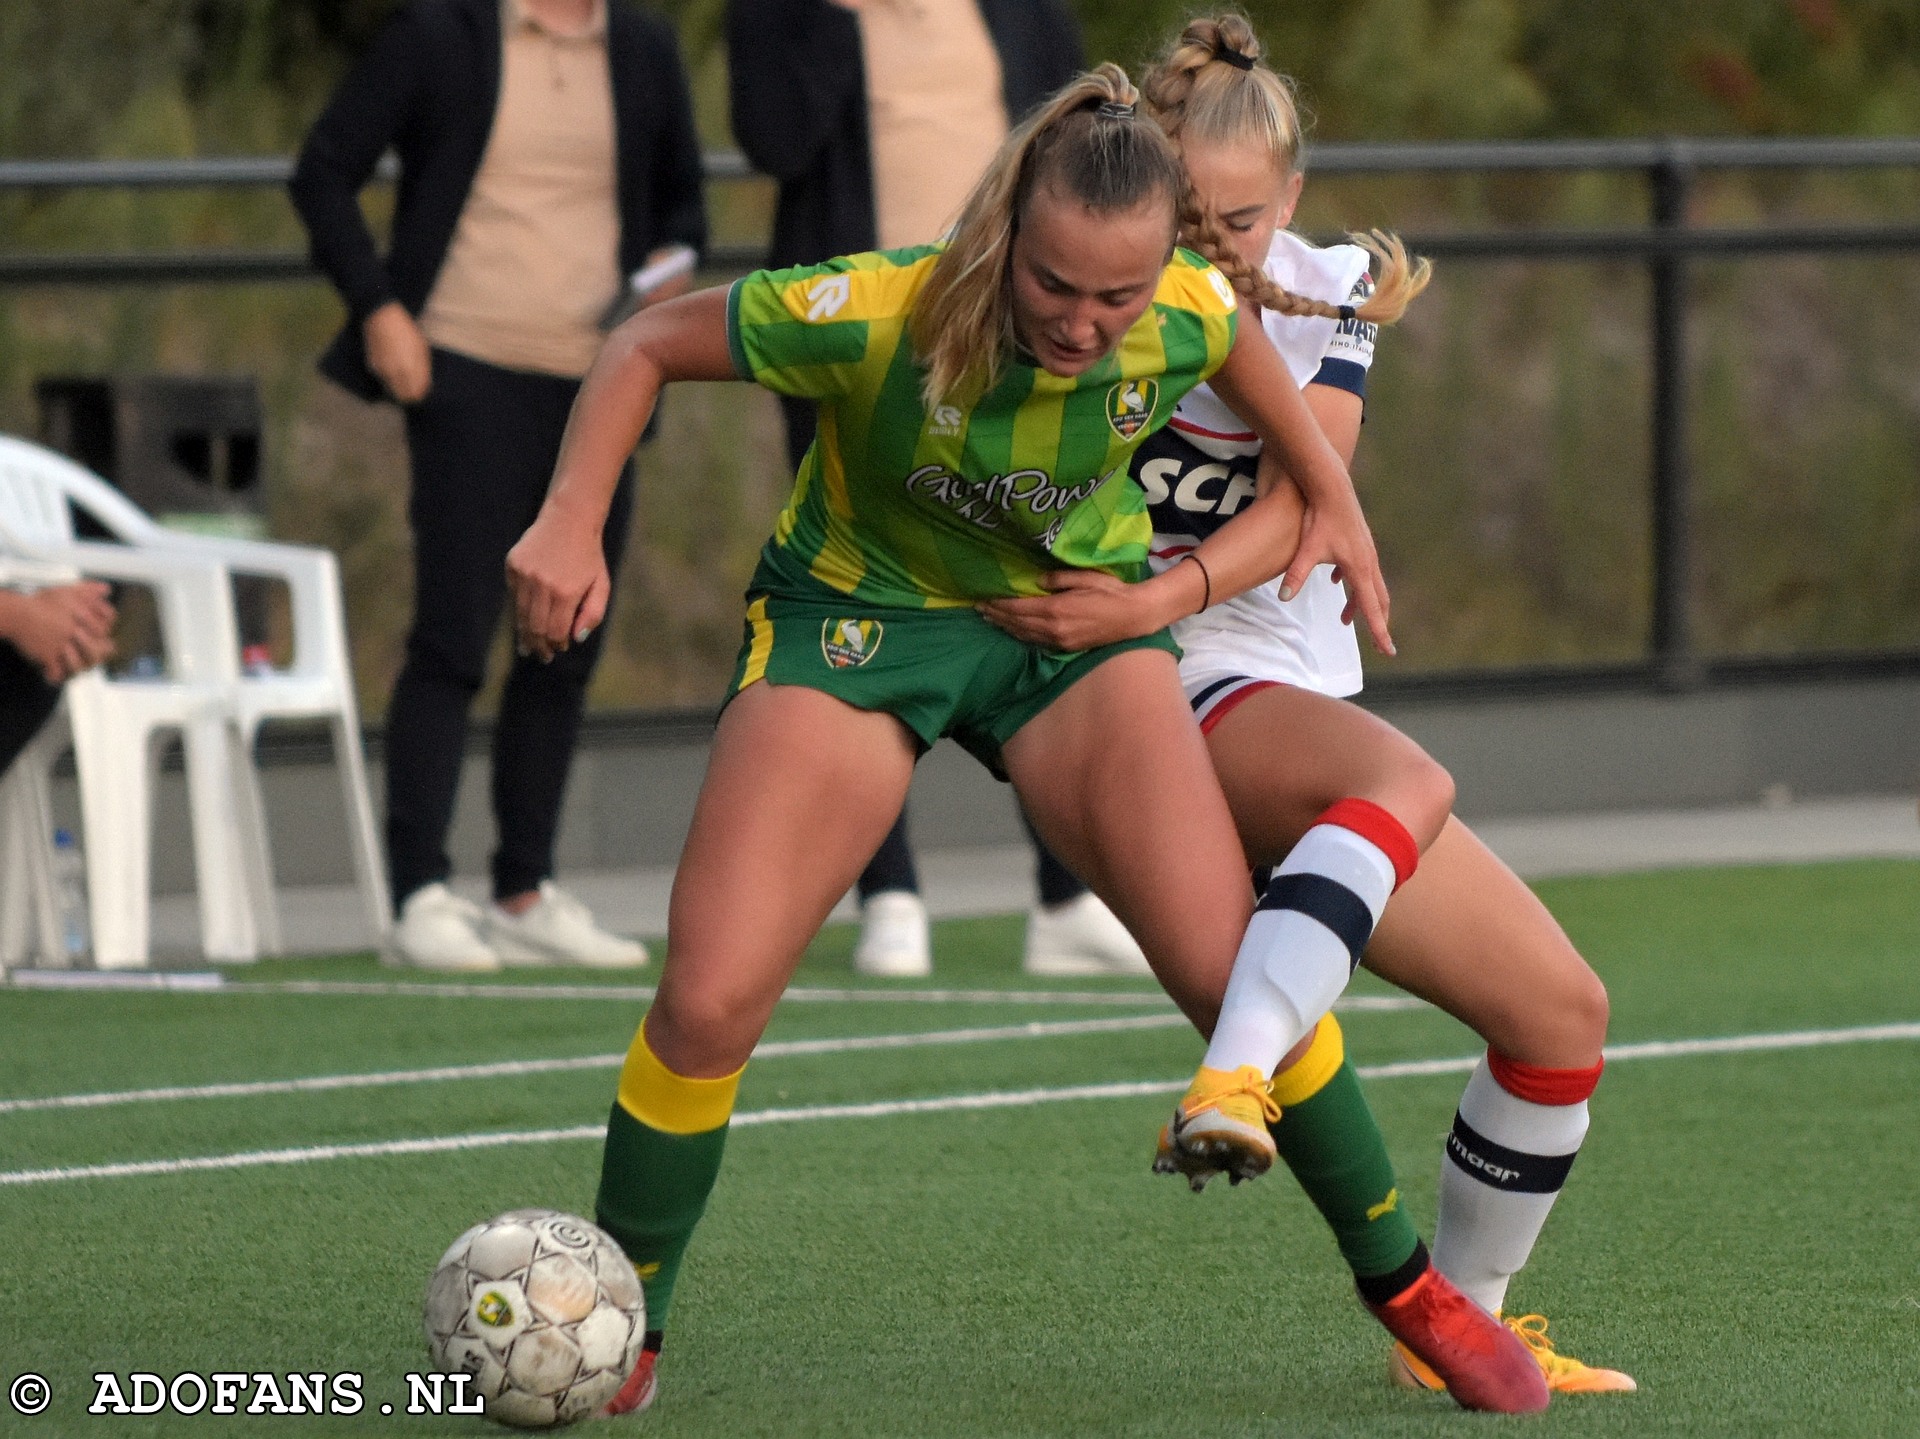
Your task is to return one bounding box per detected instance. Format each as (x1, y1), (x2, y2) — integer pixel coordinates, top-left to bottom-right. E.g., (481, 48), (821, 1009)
(854, 0), (1008, 250)
(420, 0), (621, 378)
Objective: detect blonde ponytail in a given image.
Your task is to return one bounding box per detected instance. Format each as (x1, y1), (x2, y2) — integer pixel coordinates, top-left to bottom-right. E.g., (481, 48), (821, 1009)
(909, 63), (1184, 408)
(1144, 16), (1432, 326)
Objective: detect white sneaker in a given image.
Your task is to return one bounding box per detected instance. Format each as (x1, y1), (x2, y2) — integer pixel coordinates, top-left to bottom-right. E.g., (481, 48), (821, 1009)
(385, 883), (502, 973)
(1022, 892), (1152, 977)
(853, 890), (932, 977)
(486, 882), (649, 969)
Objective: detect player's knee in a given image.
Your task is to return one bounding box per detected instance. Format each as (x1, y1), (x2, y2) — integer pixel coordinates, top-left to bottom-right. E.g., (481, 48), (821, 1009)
(1529, 961), (1610, 1065)
(1388, 751), (1454, 850)
(648, 984), (759, 1072)
(1568, 965), (1611, 1052)
(1421, 759), (1456, 838)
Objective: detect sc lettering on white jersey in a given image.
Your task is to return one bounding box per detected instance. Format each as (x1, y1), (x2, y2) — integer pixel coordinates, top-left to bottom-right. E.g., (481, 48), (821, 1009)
(1134, 451), (1259, 525)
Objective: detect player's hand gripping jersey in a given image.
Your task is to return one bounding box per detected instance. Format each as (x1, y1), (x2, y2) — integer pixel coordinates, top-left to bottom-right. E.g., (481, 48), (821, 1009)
(728, 244), (1239, 609)
(1133, 230), (1377, 697)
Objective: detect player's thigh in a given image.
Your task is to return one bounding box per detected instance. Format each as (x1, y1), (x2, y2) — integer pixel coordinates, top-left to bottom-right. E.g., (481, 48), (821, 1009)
(1203, 683), (1455, 860)
(1363, 817), (1609, 1067)
(1002, 648), (1251, 1036)
(651, 682), (918, 1075)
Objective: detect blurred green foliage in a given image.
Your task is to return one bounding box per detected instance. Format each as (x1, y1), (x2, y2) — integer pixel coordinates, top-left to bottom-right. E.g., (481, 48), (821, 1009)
(5, 1), (1917, 161)
(0, 2), (1916, 712)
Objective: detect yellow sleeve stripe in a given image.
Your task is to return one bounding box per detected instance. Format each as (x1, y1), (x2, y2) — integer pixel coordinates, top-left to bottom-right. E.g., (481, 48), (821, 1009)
(1154, 254), (1239, 319)
(1268, 1014), (1346, 1109)
(737, 596), (775, 690)
(616, 1021), (745, 1136)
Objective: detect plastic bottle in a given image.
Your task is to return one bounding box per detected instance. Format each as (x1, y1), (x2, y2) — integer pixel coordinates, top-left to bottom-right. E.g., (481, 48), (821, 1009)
(51, 828), (89, 966)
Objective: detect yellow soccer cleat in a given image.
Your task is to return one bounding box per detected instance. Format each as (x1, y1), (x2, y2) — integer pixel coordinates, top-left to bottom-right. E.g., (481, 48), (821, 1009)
(1151, 1065), (1281, 1189)
(1392, 1313), (1637, 1395)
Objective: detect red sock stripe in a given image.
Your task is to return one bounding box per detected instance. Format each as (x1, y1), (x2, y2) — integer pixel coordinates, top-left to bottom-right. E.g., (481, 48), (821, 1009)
(1316, 797), (1419, 890)
(1487, 1050), (1604, 1106)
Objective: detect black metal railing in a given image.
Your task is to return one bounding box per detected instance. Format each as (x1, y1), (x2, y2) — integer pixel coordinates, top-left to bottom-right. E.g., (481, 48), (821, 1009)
(5, 137), (1919, 709)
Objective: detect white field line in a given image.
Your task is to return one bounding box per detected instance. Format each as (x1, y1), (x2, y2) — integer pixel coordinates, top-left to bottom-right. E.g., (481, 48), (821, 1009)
(224, 982), (1182, 1006)
(3, 1019), (1916, 1188)
(0, 991), (1413, 1114)
(3, 971), (1427, 1013)
(6, 972), (1183, 1006)
(0, 1014), (1191, 1116)
(5, 971), (226, 992)
(0, 1000), (1423, 1116)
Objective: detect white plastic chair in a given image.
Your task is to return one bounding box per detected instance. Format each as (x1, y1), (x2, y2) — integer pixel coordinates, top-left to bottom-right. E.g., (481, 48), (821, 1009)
(0, 434), (389, 963)
(0, 542), (251, 966)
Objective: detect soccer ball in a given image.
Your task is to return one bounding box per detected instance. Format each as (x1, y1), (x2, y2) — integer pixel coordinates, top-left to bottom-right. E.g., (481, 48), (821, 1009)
(424, 1209), (646, 1429)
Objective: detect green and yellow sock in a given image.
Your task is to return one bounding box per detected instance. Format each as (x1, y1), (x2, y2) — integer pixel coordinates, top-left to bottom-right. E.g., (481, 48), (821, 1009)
(1268, 1015), (1425, 1298)
(594, 1018), (741, 1331)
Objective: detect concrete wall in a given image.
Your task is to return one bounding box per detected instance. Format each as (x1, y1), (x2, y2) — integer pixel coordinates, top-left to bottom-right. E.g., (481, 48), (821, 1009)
(1372, 675), (1920, 818)
(62, 672), (1917, 893)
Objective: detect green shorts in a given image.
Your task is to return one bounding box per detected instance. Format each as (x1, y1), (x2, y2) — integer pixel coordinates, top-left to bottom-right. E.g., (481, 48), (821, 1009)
(724, 584), (1180, 777)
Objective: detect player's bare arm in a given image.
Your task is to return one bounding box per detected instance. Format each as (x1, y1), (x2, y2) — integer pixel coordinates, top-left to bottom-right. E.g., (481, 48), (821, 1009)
(1208, 320), (1393, 652)
(508, 287), (735, 661)
(980, 359), (1366, 654)
(976, 464), (1304, 653)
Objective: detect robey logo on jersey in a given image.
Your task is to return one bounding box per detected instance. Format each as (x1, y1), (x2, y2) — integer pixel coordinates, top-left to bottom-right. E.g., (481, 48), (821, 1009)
(1134, 454), (1258, 517)
(804, 273), (851, 322)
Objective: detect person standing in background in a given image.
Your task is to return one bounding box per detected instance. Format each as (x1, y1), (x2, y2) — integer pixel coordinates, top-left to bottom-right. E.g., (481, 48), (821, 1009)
(291, 0), (707, 971)
(726, 0), (1148, 980)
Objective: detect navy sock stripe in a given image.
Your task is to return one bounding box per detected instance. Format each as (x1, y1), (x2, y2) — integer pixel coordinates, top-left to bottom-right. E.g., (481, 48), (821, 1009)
(1444, 1113), (1579, 1194)
(1188, 675), (1242, 712)
(1257, 872), (1374, 969)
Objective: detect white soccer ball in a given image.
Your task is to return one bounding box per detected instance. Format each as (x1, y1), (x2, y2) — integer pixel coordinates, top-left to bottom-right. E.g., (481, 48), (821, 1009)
(424, 1209), (646, 1429)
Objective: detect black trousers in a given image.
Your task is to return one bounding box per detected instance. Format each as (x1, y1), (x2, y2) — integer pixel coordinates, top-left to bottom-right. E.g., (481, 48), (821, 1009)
(386, 349), (633, 909)
(781, 397), (1087, 910)
(0, 642), (61, 779)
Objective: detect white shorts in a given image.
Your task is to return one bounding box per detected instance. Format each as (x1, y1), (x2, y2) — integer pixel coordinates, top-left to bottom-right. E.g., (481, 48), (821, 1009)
(1175, 613), (1362, 736)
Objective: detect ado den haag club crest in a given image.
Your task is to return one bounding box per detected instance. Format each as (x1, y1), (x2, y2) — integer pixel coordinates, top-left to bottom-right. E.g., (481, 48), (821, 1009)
(822, 618), (883, 668)
(1105, 379), (1158, 440)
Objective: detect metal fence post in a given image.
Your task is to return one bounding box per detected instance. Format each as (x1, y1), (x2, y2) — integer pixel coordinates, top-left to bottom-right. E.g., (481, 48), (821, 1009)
(1649, 139), (1698, 685)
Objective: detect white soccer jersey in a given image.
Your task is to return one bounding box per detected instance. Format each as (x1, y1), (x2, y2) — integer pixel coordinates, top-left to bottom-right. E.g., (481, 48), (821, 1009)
(1135, 230), (1377, 708)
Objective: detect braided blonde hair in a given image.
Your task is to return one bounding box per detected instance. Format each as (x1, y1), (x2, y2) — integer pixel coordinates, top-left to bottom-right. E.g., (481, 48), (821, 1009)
(909, 64), (1184, 408)
(1142, 14), (1431, 325)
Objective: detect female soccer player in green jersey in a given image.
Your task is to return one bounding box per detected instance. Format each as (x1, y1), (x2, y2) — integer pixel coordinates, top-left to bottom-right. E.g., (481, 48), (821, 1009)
(984, 16), (1633, 1403)
(507, 63), (1539, 1417)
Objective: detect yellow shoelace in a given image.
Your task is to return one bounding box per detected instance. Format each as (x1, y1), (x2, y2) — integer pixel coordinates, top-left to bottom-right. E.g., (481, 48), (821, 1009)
(1184, 1067), (1282, 1125)
(1506, 1314), (1571, 1370)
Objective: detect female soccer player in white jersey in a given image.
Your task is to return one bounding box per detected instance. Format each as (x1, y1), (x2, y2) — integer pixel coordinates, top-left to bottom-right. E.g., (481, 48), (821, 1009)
(508, 64), (1543, 1416)
(984, 17), (1634, 1399)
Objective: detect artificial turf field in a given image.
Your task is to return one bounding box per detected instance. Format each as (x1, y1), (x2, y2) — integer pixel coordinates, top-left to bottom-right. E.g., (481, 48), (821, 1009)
(1, 858), (1916, 1437)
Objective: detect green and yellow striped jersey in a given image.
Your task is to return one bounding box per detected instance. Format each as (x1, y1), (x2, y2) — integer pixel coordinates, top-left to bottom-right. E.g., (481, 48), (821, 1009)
(727, 243), (1240, 608)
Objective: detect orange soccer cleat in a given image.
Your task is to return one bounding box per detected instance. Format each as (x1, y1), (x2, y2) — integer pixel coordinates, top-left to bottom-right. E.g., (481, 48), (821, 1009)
(1151, 1065), (1281, 1189)
(1393, 1311), (1637, 1396)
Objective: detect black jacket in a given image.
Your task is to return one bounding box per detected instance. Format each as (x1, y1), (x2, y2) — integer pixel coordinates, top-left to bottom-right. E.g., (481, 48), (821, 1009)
(291, 0), (707, 401)
(725, 0), (1083, 269)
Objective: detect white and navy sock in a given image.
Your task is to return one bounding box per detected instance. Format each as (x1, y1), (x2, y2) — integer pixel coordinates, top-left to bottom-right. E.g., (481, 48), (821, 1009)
(1433, 1050), (1603, 1314)
(1203, 799), (1418, 1078)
